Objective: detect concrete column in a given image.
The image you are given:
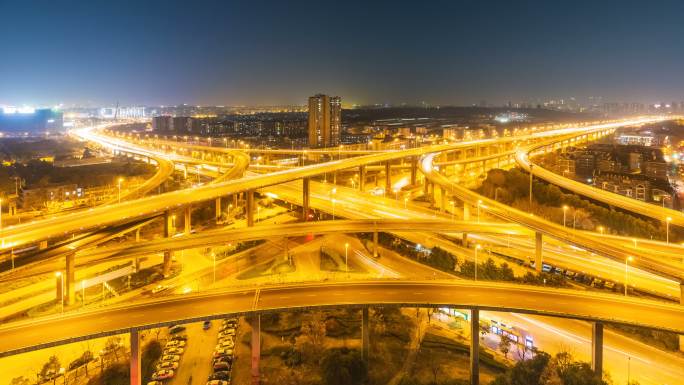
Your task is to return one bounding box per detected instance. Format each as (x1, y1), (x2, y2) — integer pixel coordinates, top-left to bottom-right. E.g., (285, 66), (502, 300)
(373, 231), (378, 258)
(135, 228), (141, 242)
(463, 203), (471, 221)
(385, 162), (392, 193)
(535, 232), (543, 272)
(65, 253), (75, 305)
(302, 178), (310, 222)
(359, 166), (366, 191)
(470, 308), (479, 385)
(130, 329), (141, 385)
(439, 186), (446, 212)
(411, 157), (418, 185)
(184, 206), (191, 235)
(591, 322), (603, 375)
(679, 283), (684, 352)
(247, 190), (255, 227)
(215, 197), (222, 223)
(362, 307), (370, 361)
(55, 274), (63, 303)
(232, 194), (238, 210)
(164, 210), (172, 238)
(163, 211), (172, 276)
(251, 315), (261, 385)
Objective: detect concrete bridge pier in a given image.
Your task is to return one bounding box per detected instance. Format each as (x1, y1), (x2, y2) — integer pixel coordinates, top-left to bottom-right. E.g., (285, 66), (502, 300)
(184, 206), (192, 235)
(65, 253), (75, 305)
(591, 322), (603, 376)
(385, 161), (392, 193)
(470, 308), (480, 385)
(246, 189), (255, 227)
(373, 231), (379, 258)
(302, 178), (310, 221)
(535, 232), (543, 272)
(162, 211), (173, 276)
(359, 165), (366, 192)
(215, 197), (222, 223)
(362, 307), (370, 361)
(130, 329), (141, 385)
(680, 283), (684, 352)
(251, 315), (261, 385)
(410, 156), (418, 185)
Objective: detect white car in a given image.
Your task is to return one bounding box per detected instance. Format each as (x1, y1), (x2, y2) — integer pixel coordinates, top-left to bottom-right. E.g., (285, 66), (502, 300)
(166, 340), (186, 348)
(156, 361), (179, 371)
(216, 340), (234, 349)
(163, 347), (185, 355)
(161, 354), (180, 362)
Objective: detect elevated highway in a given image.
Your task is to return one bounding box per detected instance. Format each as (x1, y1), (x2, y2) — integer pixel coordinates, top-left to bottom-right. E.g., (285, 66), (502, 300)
(516, 133), (684, 228)
(0, 279), (682, 358)
(421, 152), (684, 282)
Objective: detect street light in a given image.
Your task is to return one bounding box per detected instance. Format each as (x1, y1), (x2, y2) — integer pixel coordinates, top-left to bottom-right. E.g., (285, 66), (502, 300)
(598, 226), (604, 235)
(344, 243), (349, 275)
(117, 178), (123, 203)
(562, 205), (568, 227)
(474, 244), (481, 281)
(666, 216), (672, 244)
(624, 256), (633, 296)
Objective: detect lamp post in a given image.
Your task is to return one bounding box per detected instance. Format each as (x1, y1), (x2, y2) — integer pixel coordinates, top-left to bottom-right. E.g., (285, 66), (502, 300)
(562, 205), (568, 227)
(624, 256), (633, 296)
(344, 243), (349, 275)
(666, 216), (672, 244)
(474, 244), (481, 281)
(117, 178), (123, 203)
(598, 226), (604, 235)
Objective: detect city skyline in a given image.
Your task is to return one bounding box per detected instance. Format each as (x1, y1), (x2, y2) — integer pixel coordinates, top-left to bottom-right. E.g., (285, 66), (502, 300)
(3, 1), (684, 107)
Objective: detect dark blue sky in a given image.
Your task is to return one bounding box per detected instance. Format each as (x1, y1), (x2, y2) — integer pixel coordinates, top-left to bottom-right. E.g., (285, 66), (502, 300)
(1, 0), (683, 106)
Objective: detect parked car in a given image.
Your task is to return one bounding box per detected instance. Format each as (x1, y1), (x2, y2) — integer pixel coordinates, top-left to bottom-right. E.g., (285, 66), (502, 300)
(146, 382), (163, 385)
(163, 347), (185, 355)
(203, 320), (212, 330)
(206, 381), (229, 385)
(152, 369), (175, 380)
(219, 329), (236, 338)
(213, 361), (231, 371)
(213, 348), (233, 358)
(168, 325), (186, 334)
(216, 340), (234, 350)
(208, 370), (231, 381)
(171, 334), (188, 341)
(166, 340), (186, 348)
(156, 361), (179, 370)
(161, 354), (180, 362)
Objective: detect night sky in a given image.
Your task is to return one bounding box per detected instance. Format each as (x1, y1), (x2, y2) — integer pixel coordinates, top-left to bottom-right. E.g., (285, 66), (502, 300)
(1, 0), (683, 107)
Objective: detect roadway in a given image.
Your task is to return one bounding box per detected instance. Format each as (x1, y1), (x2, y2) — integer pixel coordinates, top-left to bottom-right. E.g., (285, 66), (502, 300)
(420, 152), (684, 281)
(1, 280), (683, 357)
(516, 133), (684, 228)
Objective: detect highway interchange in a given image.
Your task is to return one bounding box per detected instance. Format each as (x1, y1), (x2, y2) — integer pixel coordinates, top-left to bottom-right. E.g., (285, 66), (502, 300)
(0, 117), (683, 384)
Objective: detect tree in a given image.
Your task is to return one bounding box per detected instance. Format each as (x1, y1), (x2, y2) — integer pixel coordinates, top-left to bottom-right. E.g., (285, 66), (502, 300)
(39, 355), (61, 381)
(104, 337), (121, 362)
(8, 377), (30, 385)
(499, 333), (513, 359)
(320, 348), (368, 385)
(296, 311), (327, 364)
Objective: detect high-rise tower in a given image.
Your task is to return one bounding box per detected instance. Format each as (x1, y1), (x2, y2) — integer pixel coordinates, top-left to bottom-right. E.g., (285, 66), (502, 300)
(308, 94), (341, 147)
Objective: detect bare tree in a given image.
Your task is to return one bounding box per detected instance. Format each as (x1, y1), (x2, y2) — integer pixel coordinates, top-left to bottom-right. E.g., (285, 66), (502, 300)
(498, 333), (513, 359)
(296, 312), (327, 364)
